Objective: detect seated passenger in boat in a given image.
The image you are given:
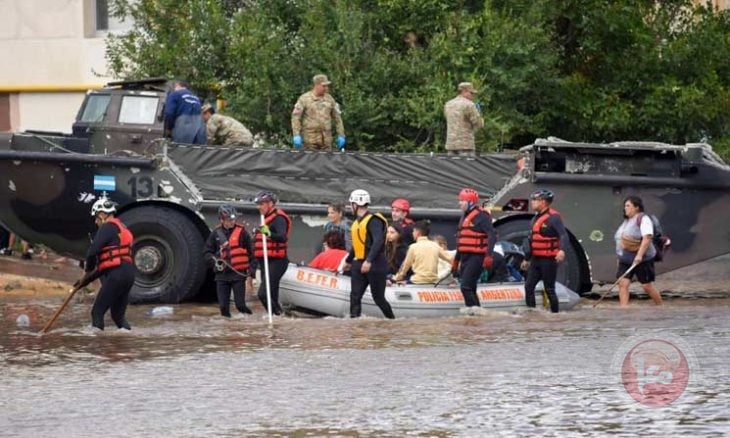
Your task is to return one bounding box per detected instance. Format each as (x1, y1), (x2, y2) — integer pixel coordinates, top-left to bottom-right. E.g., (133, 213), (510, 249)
(385, 221), (408, 281)
(308, 231), (349, 272)
(393, 220), (453, 284)
(433, 234), (457, 281)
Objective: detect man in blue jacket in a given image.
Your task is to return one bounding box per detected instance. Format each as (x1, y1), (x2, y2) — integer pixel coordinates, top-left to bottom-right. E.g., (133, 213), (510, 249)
(164, 80), (206, 144)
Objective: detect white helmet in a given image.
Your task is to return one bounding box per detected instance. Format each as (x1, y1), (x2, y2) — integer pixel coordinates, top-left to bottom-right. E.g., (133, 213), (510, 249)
(90, 194), (118, 216)
(349, 189), (371, 206)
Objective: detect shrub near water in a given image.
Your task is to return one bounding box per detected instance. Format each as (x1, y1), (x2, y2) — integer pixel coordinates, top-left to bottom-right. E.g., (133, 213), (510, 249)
(106, 0), (730, 161)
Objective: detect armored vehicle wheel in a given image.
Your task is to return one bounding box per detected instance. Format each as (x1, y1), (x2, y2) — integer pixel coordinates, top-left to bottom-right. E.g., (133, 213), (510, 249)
(496, 219), (584, 293)
(120, 206), (206, 303)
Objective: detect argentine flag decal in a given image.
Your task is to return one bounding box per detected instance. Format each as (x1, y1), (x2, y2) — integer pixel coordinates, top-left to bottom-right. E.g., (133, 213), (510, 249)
(93, 175), (116, 192)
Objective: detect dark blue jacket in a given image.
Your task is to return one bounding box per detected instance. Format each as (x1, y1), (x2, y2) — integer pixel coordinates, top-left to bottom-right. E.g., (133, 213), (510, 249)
(164, 88), (203, 131)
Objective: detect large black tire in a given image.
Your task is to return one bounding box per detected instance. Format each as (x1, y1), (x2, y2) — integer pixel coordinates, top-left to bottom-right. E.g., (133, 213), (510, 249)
(496, 218), (584, 293)
(120, 206), (207, 303)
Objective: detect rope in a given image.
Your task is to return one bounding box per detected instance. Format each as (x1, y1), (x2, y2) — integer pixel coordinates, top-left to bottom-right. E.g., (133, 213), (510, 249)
(213, 257), (251, 278)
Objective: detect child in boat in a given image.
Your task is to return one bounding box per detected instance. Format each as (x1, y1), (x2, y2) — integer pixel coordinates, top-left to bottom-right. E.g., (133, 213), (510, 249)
(309, 231), (349, 272)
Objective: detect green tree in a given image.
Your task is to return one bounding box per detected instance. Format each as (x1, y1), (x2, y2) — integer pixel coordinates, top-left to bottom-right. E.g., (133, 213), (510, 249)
(106, 0), (730, 160)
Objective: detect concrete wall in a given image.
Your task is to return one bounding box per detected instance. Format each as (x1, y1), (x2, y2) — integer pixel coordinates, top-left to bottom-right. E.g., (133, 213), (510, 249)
(0, 0), (116, 133)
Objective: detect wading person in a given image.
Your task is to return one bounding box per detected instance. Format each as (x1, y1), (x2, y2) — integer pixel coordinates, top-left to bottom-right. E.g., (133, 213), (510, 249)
(345, 189), (395, 319)
(201, 104), (254, 147)
(521, 189), (569, 313)
(444, 82), (484, 156)
(163, 80), (206, 144)
(453, 188), (496, 308)
(204, 205), (255, 317)
(254, 191), (291, 315)
(615, 196), (664, 307)
(84, 194), (135, 330)
(291, 74), (346, 151)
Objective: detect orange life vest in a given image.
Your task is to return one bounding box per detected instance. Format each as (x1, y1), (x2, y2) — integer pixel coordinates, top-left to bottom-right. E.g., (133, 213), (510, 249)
(530, 208), (561, 257)
(220, 225), (250, 272)
(98, 217), (134, 272)
(254, 208), (291, 259)
(457, 207), (489, 254)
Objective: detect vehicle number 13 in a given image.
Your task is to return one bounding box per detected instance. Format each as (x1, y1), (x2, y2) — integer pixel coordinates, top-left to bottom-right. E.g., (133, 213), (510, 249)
(128, 176), (154, 198)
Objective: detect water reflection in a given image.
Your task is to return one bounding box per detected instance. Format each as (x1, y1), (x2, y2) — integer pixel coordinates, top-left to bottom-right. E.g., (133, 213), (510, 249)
(1, 296), (729, 436)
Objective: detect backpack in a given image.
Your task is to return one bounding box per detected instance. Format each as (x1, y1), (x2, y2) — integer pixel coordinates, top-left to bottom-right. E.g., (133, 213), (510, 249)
(636, 214), (671, 262)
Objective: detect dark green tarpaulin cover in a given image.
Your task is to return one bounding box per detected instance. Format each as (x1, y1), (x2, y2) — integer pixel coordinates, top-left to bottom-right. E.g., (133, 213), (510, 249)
(168, 145), (517, 209)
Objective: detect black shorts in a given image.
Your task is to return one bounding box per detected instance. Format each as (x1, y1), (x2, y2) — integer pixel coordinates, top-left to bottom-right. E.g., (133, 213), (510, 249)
(617, 260), (655, 284)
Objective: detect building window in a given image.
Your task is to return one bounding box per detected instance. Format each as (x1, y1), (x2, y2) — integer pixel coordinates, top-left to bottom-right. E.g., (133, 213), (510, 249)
(94, 0), (132, 34)
(96, 0), (109, 31)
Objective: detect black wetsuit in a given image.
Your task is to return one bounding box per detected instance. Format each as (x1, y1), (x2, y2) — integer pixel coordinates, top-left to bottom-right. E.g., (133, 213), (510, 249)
(455, 207), (496, 307)
(347, 213), (395, 319)
(257, 214), (289, 315)
(204, 225), (256, 317)
(85, 220), (135, 330)
(524, 209), (570, 313)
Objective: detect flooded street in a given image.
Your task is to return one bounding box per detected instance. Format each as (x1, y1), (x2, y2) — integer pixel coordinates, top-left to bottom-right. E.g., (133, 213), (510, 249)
(1, 286), (729, 437)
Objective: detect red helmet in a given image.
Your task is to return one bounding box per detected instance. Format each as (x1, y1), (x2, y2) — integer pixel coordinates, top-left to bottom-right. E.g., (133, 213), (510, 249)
(459, 188), (479, 203)
(391, 198), (411, 212)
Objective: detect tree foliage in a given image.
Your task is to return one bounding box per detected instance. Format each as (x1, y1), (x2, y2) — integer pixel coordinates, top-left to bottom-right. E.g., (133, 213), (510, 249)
(106, 0), (730, 160)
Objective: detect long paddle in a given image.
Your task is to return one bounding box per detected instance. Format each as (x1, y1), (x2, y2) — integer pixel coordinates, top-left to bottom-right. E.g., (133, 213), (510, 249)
(41, 269), (100, 333)
(260, 214), (273, 325)
(592, 263), (638, 308)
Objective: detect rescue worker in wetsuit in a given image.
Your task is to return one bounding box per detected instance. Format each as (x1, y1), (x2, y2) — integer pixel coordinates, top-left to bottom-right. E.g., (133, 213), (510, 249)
(345, 189), (396, 319)
(520, 188), (570, 313)
(84, 194), (135, 330)
(452, 188), (496, 308)
(204, 205), (255, 317)
(391, 198), (415, 248)
(253, 191), (291, 315)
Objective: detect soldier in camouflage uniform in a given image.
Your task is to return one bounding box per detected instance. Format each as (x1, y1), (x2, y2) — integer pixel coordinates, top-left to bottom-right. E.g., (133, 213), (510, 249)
(444, 82), (485, 156)
(202, 104), (254, 147)
(291, 74), (346, 151)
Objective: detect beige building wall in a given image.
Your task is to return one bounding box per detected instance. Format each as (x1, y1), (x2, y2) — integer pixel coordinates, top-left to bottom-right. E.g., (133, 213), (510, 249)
(0, 0), (122, 133)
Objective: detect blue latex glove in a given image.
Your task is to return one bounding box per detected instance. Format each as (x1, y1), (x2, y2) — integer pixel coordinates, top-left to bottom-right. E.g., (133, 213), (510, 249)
(259, 225), (271, 237)
(475, 102), (482, 112)
(292, 135), (303, 149)
(336, 135), (346, 150)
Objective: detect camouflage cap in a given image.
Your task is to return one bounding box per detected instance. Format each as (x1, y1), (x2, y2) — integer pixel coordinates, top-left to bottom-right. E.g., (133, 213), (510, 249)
(458, 82), (478, 93)
(201, 103), (214, 113)
(313, 74), (332, 86)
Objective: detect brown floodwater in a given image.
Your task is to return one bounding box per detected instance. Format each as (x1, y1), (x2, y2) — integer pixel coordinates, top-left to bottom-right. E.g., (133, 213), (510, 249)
(1, 290), (729, 437)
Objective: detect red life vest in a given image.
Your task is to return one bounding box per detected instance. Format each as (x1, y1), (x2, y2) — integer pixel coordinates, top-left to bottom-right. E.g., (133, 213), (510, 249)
(98, 217), (134, 272)
(457, 207), (488, 254)
(530, 208), (561, 257)
(220, 225), (250, 272)
(254, 208), (291, 259)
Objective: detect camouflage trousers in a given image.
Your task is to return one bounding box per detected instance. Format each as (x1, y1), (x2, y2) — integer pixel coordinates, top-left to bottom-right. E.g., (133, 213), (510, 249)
(222, 131), (254, 147)
(302, 129), (333, 151)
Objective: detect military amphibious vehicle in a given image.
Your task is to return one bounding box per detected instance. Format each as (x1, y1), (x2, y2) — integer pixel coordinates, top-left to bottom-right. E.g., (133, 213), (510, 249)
(1, 79), (729, 303)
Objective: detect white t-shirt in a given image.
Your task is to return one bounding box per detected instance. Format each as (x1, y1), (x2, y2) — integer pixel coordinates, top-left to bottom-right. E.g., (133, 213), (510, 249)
(638, 214), (654, 237)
